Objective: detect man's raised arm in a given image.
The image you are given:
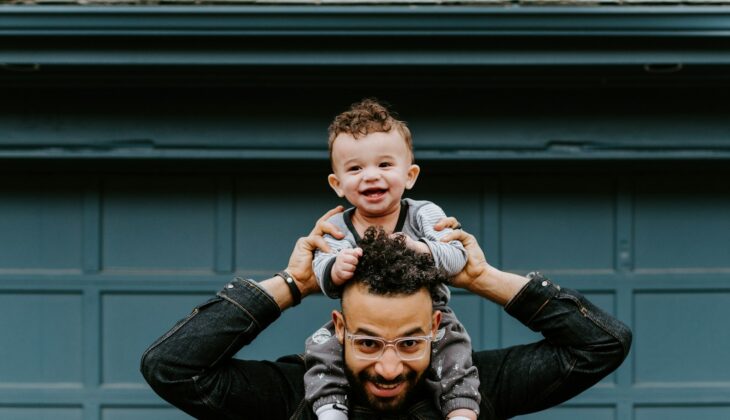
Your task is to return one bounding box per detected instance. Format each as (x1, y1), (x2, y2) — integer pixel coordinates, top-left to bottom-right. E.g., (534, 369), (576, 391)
(436, 221), (529, 305)
(438, 223), (633, 419)
(261, 205), (345, 308)
(140, 206), (344, 419)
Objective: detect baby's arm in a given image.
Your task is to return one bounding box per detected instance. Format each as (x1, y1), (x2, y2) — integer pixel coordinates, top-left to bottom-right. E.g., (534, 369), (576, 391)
(415, 202), (468, 276)
(313, 233), (355, 298)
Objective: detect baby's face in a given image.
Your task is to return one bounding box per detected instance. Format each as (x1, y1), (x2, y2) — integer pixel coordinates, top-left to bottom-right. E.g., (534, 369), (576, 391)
(328, 130), (420, 218)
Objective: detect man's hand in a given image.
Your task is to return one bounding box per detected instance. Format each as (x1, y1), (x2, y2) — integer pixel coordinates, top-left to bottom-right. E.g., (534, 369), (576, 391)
(437, 223), (490, 290)
(331, 247), (363, 286)
(286, 206), (346, 296)
(436, 217), (529, 306)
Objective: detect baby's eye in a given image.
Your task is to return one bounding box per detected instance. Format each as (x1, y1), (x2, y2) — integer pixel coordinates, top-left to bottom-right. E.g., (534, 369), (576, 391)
(379, 162), (393, 168)
(347, 166), (361, 172)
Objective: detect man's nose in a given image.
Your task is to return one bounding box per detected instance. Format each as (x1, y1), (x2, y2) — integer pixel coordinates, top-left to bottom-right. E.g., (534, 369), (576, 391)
(374, 347), (404, 380)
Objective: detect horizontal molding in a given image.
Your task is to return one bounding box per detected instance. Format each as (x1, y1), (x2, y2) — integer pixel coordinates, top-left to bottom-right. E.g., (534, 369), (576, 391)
(2, 6), (730, 37)
(2, 6), (730, 66)
(2, 382), (730, 406)
(1, 271), (730, 291)
(0, 387), (164, 404)
(1, 148), (730, 161)
(4, 50), (730, 66)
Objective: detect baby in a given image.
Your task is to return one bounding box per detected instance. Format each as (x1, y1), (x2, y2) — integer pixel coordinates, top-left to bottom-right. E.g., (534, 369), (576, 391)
(305, 99), (480, 420)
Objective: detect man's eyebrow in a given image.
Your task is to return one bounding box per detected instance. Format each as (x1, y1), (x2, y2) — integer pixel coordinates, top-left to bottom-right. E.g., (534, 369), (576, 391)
(353, 326), (428, 337)
(401, 326), (429, 336)
(353, 327), (379, 336)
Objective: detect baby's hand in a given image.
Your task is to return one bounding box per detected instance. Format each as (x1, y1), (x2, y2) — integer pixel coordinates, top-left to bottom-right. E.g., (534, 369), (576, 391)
(396, 234), (432, 255)
(331, 248), (363, 286)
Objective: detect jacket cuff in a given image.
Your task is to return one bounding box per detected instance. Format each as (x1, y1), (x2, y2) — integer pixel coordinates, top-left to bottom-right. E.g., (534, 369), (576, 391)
(504, 272), (561, 329)
(441, 397), (480, 416)
(312, 394), (349, 412)
(217, 277), (281, 331)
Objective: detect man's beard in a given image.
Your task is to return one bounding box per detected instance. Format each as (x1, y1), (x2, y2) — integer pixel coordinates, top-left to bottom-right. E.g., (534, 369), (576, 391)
(344, 358), (426, 412)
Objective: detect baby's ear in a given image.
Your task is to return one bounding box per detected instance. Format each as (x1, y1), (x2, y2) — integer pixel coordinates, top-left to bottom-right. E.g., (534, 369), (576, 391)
(328, 173), (344, 197)
(405, 164), (421, 190)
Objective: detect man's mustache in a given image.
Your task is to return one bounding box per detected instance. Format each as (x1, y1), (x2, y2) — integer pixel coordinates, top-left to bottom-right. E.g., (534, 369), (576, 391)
(360, 370), (417, 386)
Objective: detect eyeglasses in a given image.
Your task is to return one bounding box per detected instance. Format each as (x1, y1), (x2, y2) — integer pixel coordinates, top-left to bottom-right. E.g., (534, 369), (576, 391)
(345, 330), (433, 361)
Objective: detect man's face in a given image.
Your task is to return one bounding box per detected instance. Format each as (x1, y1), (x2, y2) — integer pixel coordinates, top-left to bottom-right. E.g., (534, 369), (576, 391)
(327, 130), (420, 219)
(333, 283), (441, 412)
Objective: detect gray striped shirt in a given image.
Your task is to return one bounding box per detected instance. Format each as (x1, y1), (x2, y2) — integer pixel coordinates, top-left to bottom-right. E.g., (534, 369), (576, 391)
(313, 198), (467, 299)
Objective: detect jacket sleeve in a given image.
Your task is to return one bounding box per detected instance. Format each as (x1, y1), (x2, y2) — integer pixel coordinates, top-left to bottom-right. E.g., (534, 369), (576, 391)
(475, 273), (633, 419)
(140, 278), (305, 420)
(415, 202), (467, 277)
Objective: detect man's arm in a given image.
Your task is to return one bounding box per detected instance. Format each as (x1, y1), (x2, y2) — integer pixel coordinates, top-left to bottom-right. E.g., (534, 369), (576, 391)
(267, 205), (345, 307)
(140, 206), (344, 419)
(439, 227), (632, 419)
(436, 226), (528, 305)
(140, 277), (298, 419)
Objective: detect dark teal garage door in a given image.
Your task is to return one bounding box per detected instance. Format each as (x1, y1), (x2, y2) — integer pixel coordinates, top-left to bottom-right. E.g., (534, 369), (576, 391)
(4, 4), (730, 418)
(1, 166), (728, 419)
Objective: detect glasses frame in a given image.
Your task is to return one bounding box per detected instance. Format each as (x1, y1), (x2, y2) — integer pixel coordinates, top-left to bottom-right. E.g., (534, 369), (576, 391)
(344, 330), (433, 361)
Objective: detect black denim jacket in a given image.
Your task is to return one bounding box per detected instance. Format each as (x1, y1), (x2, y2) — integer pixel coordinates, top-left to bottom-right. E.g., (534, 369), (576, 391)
(141, 274), (631, 420)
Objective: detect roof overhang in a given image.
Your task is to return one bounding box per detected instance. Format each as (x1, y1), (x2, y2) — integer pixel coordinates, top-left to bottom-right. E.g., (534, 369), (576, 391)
(2, 5), (730, 66)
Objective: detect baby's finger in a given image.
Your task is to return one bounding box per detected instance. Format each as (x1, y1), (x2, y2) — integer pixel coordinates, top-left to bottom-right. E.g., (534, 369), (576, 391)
(341, 254), (360, 266)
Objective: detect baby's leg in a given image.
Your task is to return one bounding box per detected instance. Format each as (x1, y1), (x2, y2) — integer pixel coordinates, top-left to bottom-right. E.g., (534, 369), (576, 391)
(427, 304), (481, 419)
(304, 321), (349, 419)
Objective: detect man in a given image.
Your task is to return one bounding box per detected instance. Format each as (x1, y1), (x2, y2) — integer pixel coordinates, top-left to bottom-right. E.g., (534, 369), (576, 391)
(141, 207), (632, 419)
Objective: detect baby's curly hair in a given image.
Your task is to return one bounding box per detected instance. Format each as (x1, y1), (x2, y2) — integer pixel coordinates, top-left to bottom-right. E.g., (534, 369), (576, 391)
(327, 98), (414, 164)
(348, 226), (445, 298)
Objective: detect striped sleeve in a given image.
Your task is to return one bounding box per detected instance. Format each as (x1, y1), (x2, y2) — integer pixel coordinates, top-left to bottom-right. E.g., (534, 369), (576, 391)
(313, 234), (353, 299)
(415, 202), (467, 277)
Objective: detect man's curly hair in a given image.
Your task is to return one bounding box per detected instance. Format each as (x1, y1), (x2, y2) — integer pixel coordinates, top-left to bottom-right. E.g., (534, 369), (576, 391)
(327, 98), (414, 164)
(347, 226), (445, 298)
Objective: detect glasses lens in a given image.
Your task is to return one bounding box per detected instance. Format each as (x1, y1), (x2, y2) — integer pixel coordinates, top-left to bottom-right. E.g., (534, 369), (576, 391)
(349, 333), (430, 360)
(396, 337), (428, 360)
(352, 337), (385, 359)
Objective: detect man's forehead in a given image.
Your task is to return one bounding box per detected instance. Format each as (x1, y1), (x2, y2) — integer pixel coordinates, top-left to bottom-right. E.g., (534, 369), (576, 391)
(341, 283), (433, 336)
(341, 281), (428, 306)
